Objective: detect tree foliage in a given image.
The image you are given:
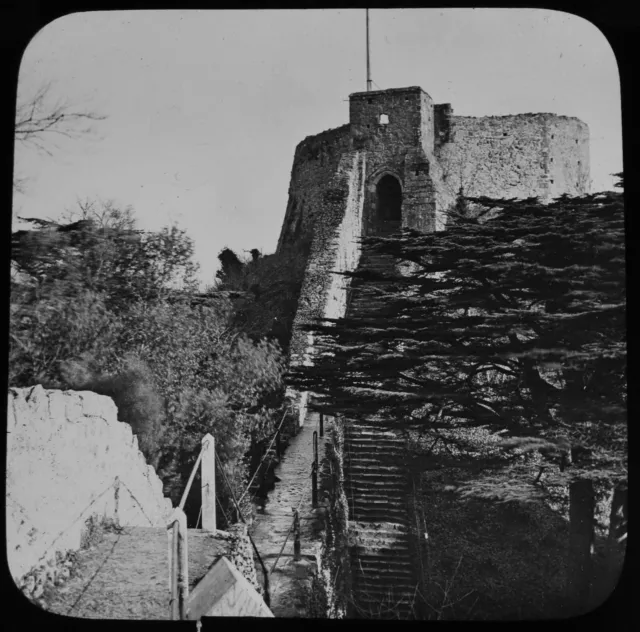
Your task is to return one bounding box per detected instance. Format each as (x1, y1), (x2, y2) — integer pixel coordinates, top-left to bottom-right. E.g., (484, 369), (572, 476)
(288, 181), (626, 494)
(211, 233), (312, 351)
(10, 200), (286, 525)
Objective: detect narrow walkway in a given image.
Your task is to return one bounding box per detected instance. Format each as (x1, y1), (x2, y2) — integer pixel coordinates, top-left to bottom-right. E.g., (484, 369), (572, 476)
(249, 411), (328, 617)
(44, 527), (230, 619)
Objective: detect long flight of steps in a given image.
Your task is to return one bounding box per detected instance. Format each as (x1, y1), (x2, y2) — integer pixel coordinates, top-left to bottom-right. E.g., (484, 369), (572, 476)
(343, 421), (419, 619)
(341, 234), (422, 619)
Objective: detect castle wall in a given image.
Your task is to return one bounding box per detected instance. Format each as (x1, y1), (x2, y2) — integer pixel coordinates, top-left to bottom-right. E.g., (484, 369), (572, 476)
(278, 88), (590, 423)
(288, 151), (366, 367)
(277, 125), (351, 253)
(350, 87), (443, 234)
(547, 117), (590, 198)
(435, 114), (590, 202)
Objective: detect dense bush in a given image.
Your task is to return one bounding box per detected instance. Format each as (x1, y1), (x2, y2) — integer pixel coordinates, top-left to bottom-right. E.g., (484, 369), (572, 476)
(211, 232), (312, 351)
(10, 200), (287, 526)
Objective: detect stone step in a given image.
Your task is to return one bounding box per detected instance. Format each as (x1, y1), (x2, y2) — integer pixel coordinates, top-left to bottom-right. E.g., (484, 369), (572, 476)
(349, 500), (407, 512)
(344, 428), (402, 437)
(345, 451), (406, 460)
(351, 598), (416, 617)
(353, 589), (417, 604)
(350, 540), (409, 552)
(345, 459), (406, 470)
(350, 511), (409, 523)
(345, 460), (407, 470)
(353, 548), (412, 560)
(353, 559), (415, 574)
(354, 575), (416, 600)
(345, 451), (407, 461)
(350, 527), (409, 539)
(345, 486), (409, 497)
(344, 439), (406, 448)
(346, 436), (404, 442)
(352, 569), (415, 585)
(344, 470), (407, 481)
(353, 587), (418, 603)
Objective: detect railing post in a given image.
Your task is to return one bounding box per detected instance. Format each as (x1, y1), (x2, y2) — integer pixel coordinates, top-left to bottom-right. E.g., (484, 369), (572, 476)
(319, 413), (324, 437)
(170, 521), (179, 619)
(312, 431), (318, 508)
(167, 508), (189, 620)
(201, 433), (216, 533)
(177, 509), (189, 620)
(293, 508), (301, 561)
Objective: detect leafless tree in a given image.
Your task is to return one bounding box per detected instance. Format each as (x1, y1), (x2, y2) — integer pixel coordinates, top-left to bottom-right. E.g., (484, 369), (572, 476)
(13, 81), (106, 195)
(15, 81), (106, 153)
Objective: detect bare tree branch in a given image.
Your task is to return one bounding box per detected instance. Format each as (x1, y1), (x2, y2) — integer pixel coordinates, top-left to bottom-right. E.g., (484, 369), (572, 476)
(13, 81), (107, 195)
(15, 81), (106, 150)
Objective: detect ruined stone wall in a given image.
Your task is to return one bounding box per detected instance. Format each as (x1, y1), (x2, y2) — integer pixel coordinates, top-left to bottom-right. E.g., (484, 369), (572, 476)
(7, 386), (173, 584)
(547, 117), (590, 198)
(282, 133), (366, 423)
(277, 124), (352, 253)
(287, 152), (365, 365)
(436, 114), (590, 203)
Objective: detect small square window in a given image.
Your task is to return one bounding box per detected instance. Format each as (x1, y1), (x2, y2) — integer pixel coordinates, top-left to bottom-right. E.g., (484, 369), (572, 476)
(550, 179), (554, 184)
(551, 134), (555, 139)
(379, 114), (389, 125)
(576, 139), (579, 144)
(578, 160), (581, 165)
(550, 158), (554, 162)
(503, 132), (507, 136)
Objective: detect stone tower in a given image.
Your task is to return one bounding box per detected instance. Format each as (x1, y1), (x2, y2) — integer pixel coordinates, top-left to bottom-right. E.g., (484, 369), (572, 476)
(278, 86), (590, 420)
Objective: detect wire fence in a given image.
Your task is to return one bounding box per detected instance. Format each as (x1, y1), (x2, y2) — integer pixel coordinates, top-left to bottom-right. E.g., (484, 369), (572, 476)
(237, 406), (291, 507)
(18, 473), (157, 576)
(213, 409), (325, 611)
(23, 408), (320, 617)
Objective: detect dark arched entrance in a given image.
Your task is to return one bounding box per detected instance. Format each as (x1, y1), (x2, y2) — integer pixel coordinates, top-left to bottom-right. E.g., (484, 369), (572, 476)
(374, 174), (402, 235)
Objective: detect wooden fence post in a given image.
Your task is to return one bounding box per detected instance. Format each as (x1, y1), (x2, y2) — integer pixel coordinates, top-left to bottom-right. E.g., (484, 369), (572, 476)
(201, 433), (216, 533)
(293, 509), (301, 561)
(177, 508), (189, 620)
(312, 431), (318, 508)
(167, 508), (189, 620)
(168, 520), (177, 619)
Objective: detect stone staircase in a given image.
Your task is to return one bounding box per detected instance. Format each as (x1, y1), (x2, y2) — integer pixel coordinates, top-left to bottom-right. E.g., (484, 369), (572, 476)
(340, 237), (422, 619)
(343, 422), (418, 619)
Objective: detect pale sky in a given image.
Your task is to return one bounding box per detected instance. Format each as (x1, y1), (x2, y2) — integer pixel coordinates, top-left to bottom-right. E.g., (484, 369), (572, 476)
(13, 9), (622, 288)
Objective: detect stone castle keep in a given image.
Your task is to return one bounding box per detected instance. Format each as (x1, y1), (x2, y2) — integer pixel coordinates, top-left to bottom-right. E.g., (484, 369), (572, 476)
(277, 86), (590, 382)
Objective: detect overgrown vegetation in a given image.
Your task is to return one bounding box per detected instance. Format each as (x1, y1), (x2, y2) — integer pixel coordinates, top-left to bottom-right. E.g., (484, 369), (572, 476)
(10, 199), (291, 527)
(211, 231), (312, 352)
(288, 179), (627, 617)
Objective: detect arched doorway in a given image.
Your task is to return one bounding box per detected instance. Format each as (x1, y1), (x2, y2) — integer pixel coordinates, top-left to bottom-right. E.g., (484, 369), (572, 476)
(373, 174), (402, 235)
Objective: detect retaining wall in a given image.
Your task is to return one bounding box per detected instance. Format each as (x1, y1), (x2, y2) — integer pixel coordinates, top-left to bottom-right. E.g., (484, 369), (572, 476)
(7, 385), (173, 584)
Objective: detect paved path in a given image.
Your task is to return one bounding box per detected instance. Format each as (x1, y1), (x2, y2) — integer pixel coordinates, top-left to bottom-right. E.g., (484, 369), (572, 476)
(249, 411), (329, 617)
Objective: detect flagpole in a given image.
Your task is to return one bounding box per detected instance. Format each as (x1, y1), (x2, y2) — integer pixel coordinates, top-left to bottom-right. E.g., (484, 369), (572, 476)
(366, 9), (372, 91)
